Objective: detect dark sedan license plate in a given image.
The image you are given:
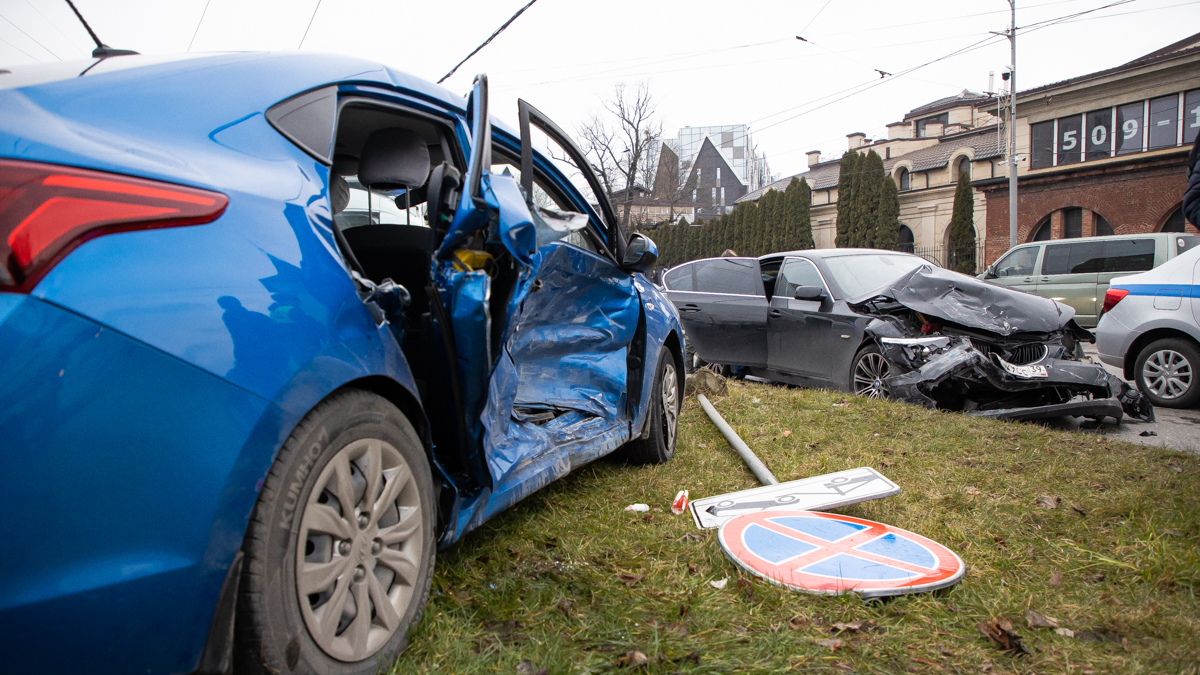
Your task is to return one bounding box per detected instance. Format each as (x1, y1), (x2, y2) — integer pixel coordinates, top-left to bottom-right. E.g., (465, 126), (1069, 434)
(999, 357), (1048, 378)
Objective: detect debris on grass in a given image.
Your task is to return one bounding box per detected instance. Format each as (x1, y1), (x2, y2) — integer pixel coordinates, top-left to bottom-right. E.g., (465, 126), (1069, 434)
(1048, 571), (1063, 587)
(1167, 460), (1183, 473)
(1072, 505), (1088, 517)
(624, 503), (649, 512)
(615, 650), (648, 668)
(710, 578), (728, 589)
(817, 638), (843, 651)
(965, 486), (980, 494)
(830, 620), (875, 634)
(685, 369), (727, 397)
(671, 489), (689, 515)
(516, 659), (547, 675)
(1056, 627), (1076, 637)
(687, 563), (698, 575)
(979, 617), (1031, 656)
(1025, 609), (1059, 628)
(618, 573), (645, 587)
(911, 655), (942, 669)
(1035, 494), (1061, 509)
(787, 616), (808, 629)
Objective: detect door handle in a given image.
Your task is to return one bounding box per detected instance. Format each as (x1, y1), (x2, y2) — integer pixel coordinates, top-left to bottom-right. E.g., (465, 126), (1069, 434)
(769, 309), (783, 317)
(1039, 277), (1050, 282)
(1023, 277), (1033, 283)
(679, 304), (701, 313)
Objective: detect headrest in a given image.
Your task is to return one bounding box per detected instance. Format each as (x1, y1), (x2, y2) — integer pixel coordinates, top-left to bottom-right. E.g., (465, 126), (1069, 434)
(329, 174), (349, 215)
(332, 153), (359, 176)
(358, 128), (430, 190)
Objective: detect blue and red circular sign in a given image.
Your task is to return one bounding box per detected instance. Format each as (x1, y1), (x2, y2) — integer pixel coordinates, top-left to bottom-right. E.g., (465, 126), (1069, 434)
(717, 510), (964, 597)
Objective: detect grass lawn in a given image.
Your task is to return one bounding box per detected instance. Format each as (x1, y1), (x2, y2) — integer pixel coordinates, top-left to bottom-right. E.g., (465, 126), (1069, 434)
(392, 381), (1200, 674)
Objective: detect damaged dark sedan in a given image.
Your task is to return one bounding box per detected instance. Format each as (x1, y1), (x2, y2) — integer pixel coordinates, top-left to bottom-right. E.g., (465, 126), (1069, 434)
(663, 249), (1152, 422)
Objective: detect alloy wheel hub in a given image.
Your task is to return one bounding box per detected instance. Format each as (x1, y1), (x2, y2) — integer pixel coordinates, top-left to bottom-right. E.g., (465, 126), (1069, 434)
(295, 438), (423, 662)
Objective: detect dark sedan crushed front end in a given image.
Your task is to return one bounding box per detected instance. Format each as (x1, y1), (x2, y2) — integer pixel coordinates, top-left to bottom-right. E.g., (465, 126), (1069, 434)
(663, 249), (1152, 423)
(851, 266), (1154, 422)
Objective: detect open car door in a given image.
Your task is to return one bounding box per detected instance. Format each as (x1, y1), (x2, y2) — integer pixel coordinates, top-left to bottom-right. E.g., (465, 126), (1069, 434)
(428, 74), (542, 493)
(664, 257), (768, 367)
(469, 100), (644, 501)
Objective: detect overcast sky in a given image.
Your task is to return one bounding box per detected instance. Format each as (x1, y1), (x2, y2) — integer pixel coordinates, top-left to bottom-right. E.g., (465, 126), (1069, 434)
(1, 0), (1198, 178)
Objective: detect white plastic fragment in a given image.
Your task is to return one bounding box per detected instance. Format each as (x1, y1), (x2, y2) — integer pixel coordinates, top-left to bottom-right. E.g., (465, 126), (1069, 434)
(709, 578), (728, 589)
(624, 503), (650, 512)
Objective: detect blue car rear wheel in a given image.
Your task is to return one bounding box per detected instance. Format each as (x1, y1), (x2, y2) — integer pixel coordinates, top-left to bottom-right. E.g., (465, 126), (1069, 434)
(234, 390), (436, 674)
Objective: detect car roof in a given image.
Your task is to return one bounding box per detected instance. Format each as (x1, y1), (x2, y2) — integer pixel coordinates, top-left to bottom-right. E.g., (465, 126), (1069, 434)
(1010, 232), (1195, 247)
(0, 52), (467, 112)
(760, 248), (926, 260)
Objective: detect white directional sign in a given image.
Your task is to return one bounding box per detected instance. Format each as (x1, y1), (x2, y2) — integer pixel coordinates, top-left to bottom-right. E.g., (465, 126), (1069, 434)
(689, 467), (900, 530)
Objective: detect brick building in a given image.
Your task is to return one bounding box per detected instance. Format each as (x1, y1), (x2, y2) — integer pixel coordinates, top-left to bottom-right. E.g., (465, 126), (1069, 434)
(976, 31), (1200, 264)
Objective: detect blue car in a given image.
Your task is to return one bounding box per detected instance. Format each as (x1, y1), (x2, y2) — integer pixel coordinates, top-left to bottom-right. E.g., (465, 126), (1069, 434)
(0, 53), (683, 675)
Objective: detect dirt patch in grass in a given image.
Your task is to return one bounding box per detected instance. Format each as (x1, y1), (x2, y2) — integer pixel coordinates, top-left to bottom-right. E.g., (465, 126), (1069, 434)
(392, 381), (1200, 674)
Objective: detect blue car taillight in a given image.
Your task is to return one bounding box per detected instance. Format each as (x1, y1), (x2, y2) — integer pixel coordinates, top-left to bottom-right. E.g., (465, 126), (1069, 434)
(0, 159), (228, 291)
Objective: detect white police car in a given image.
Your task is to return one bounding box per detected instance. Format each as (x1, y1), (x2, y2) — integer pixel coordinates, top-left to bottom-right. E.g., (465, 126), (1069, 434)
(1096, 246), (1200, 408)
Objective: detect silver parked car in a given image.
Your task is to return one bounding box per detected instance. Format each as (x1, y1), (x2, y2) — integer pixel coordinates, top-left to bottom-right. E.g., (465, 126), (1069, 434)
(1095, 246), (1200, 408)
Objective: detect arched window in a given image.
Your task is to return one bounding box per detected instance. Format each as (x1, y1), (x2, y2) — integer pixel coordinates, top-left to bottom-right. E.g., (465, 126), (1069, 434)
(898, 225), (915, 253)
(1063, 207), (1083, 238)
(897, 168), (910, 191)
(1095, 213), (1114, 236)
(1031, 216), (1052, 241)
(956, 157), (971, 179)
(1162, 207), (1186, 232)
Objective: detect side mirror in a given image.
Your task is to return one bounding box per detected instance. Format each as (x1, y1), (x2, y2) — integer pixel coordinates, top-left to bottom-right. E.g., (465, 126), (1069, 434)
(984, 263), (996, 278)
(793, 285), (825, 301)
(623, 233), (658, 273)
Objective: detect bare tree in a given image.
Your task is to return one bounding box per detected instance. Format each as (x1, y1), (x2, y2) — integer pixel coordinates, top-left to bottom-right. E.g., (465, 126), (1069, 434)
(577, 82), (662, 227)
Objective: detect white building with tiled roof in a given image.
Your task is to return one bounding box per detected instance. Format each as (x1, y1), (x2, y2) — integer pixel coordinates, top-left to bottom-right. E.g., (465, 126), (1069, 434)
(738, 91), (1001, 269)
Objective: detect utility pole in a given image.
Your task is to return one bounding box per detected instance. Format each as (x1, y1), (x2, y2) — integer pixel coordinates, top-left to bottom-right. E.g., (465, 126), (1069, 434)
(1006, 0), (1018, 249)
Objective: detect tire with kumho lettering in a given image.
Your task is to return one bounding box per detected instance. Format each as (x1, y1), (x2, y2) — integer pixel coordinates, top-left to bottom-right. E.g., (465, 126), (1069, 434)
(235, 389), (435, 675)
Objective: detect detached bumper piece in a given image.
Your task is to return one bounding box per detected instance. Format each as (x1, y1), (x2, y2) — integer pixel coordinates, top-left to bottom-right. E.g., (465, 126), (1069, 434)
(877, 338), (1154, 424)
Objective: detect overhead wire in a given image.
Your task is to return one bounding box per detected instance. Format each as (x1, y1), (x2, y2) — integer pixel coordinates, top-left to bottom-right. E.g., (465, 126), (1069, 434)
(24, 0), (88, 57)
(0, 33), (42, 62)
(298, 0), (323, 49)
(722, 0), (1174, 173)
(797, 0), (835, 36)
(189, 0), (213, 52)
(0, 10), (62, 60)
(438, 0), (539, 84)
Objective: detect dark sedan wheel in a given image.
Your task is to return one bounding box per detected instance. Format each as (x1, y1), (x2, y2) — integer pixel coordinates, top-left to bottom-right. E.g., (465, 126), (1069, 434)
(851, 344), (891, 399)
(235, 390), (435, 675)
(1135, 338), (1200, 408)
(622, 346), (681, 464)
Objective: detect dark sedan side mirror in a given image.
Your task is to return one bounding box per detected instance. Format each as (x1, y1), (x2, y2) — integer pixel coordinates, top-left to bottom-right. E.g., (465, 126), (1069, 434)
(793, 285), (825, 301)
(623, 233), (658, 273)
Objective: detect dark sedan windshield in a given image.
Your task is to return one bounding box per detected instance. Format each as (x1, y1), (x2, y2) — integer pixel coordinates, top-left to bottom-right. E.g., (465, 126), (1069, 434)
(823, 254), (928, 297)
